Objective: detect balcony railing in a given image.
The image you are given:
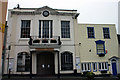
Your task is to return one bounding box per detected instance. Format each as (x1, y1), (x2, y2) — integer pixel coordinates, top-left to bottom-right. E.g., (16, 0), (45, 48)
(28, 36), (61, 48)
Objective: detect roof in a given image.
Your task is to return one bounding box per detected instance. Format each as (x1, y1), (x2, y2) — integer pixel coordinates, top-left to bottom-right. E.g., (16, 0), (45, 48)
(9, 6), (78, 13)
(9, 6), (79, 18)
(117, 34), (120, 44)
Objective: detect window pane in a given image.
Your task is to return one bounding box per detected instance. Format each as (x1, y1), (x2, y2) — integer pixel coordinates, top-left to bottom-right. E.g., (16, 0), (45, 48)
(103, 28), (110, 39)
(97, 44), (104, 54)
(81, 64), (84, 70)
(85, 64), (87, 70)
(102, 63), (104, 69)
(61, 21), (70, 38)
(105, 62), (108, 69)
(39, 20), (53, 38)
(17, 53), (30, 72)
(39, 21), (41, 38)
(93, 63), (97, 71)
(98, 62), (108, 71)
(88, 63), (90, 70)
(87, 27), (94, 38)
(21, 20), (30, 38)
(42, 20), (49, 38)
(99, 63), (101, 70)
(61, 52), (73, 70)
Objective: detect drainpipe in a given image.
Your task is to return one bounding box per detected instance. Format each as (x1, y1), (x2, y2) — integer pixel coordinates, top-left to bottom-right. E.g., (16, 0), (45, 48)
(2, 22), (8, 75)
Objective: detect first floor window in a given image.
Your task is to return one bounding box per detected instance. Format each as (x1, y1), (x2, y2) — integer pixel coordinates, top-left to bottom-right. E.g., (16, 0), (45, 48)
(61, 21), (70, 38)
(17, 52), (30, 72)
(61, 52), (73, 70)
(87, 27), (95, 38)
(98, 62), (108, 71)
(39, 20), (53, 38)
(95, 40), (105, 54)
(21, 20), (31, 38)
(103, 28), (110, 39)
(92, 62), (97, 72)
(81, 63), (91, 72)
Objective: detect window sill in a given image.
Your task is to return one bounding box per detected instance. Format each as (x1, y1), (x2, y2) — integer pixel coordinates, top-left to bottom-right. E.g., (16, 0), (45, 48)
(99, 70), (108, 71)
(19, 38), (29, 41)
(17, 71), (30, 72)
(61, 38), (71, 41)
(88, 37), (95, 39)
(104, 38), (111, 39)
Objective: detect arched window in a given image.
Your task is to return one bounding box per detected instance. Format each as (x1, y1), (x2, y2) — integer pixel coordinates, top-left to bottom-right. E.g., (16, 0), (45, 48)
(17, 52), (30, 72)
(61, 52), (73, 70)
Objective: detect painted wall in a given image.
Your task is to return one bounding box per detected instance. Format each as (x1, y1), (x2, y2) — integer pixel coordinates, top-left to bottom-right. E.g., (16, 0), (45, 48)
(75, 24), (118, 74)
(4, 8), (78, 74)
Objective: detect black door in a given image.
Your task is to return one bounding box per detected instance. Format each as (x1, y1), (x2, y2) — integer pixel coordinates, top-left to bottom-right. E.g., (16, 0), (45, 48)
(37, 53), (54, 75)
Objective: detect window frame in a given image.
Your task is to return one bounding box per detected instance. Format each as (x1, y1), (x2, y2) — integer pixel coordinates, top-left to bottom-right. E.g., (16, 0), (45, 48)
(17, 52), (30, 72)
(39, 20), (53, 38)
(20, 20), (31, 38)
(61, 52), (73, 71)
(92, 62), (97, 72)
(95, 40), (105, 55)
(98, 62), (109, 71)
(103, 27), (110, 39)
(61, 21), (70, 38)
(87, 27), (95, 38)
(81, 63), (91, 72)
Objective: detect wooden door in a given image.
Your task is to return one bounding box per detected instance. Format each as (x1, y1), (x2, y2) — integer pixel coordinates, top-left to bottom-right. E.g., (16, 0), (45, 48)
(37, 53), (54, 75)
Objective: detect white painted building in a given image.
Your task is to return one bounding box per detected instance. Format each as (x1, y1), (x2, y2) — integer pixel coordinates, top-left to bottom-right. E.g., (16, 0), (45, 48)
(4, 6), (79, 75)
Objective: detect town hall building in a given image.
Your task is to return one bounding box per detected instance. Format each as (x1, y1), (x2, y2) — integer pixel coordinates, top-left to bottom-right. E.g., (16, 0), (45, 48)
(3, 6), (119, 76)
(4, 6), (79, 76)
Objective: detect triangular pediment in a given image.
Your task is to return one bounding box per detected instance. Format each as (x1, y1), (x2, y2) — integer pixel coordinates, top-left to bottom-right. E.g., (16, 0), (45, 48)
(35, 6), (58, 13)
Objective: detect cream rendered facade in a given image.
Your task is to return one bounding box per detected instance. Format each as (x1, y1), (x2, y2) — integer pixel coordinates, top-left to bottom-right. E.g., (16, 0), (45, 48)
(4, 6), (79, 75)
(75, 24), (119, 75)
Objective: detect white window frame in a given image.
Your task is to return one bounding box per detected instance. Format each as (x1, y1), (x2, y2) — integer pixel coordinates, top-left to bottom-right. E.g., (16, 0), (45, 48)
(20, 20), (31, 38)
(98, 62), (108, 71)
(39, 20), (52, 38)
(81, 63), (91, 72)
(61, 21), (70, 38)
(92, 62), (97, 72)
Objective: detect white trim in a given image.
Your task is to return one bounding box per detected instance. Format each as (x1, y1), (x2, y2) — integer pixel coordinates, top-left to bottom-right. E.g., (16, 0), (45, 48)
(98, 62), (108, 71)
(81, 63), (91, 72)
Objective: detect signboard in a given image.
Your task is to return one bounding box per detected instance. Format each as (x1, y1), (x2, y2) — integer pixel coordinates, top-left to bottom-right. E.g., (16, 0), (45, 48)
(9, 59), (14, 71)
(76, 57), (80, 69)
(0, 22), (5, 33)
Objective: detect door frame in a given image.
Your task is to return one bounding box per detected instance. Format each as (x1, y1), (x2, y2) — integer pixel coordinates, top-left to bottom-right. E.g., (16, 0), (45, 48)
(110, 58), (118, 76)
(36, 51), (55, 75)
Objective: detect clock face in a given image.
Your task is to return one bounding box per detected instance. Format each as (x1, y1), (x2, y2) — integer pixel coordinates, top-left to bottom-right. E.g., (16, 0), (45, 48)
(43, 11), (49, 17)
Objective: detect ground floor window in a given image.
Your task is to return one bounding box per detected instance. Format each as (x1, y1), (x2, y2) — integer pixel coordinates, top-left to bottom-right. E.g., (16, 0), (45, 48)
(98, 62), (108, 71)
(92, 62), (97, 72)
(81, 63), (91, 72)
(17, 52), (30, 72)
(61, 52), (73, 70)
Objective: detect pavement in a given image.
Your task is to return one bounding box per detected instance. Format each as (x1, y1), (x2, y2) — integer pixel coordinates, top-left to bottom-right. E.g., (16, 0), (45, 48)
(1, 76), (119, 80)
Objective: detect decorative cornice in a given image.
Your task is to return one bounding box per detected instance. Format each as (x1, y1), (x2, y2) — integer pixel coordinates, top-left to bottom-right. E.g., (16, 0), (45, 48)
(10, 6), (79, 18)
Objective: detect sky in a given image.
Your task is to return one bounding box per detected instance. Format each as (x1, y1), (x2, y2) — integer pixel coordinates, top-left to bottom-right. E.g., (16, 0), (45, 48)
(8, 0), (120, 33)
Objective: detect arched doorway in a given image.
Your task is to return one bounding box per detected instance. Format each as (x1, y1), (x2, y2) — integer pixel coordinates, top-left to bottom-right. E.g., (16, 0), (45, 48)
(37, 51), (55, 75)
